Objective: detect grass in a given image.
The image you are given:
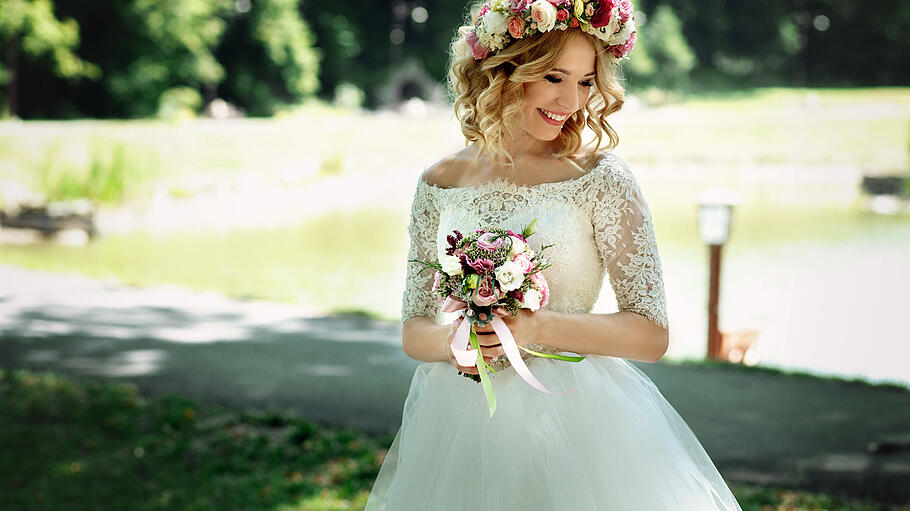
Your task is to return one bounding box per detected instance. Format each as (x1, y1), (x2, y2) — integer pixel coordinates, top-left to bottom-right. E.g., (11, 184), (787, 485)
(1, 367), (907, 511)
(0, 368), (391, 511)
(0, 87), (907, 206)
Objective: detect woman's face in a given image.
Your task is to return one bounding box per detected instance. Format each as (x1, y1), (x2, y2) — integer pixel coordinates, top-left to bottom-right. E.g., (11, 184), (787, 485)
(519, 33), (597, 142)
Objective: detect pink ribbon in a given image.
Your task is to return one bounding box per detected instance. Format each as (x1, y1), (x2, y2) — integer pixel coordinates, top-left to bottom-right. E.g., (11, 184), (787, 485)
(442, 296), (557, 394)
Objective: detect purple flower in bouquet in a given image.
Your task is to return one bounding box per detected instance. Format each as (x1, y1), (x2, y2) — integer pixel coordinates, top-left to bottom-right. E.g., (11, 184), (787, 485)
(467, 257), (496, 274)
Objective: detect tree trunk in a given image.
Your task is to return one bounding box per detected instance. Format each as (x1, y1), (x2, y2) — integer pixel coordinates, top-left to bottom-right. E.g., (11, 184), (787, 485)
(4, 35), (17, 118)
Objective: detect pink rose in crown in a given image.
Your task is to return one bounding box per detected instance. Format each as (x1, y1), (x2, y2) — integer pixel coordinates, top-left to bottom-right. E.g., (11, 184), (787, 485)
(617, 0), (633, 22)
(509, 0), (529, 12)
(466, 30), (490, 60)
(508, 16), (526, 38)
(547, 0), (570, 5)
(472, 275), (500, 306)
(556, 8), (569, 21)
(530, 272), (549, 307)
(591, 0), (617, 28)
(608, 30), (636, 58)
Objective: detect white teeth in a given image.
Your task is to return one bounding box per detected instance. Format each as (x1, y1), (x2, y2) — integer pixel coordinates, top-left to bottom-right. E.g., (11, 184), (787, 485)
(540, 109), (568, 121)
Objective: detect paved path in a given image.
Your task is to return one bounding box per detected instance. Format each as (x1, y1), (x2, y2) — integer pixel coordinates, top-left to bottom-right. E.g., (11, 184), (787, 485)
(1, 265), (908, 503)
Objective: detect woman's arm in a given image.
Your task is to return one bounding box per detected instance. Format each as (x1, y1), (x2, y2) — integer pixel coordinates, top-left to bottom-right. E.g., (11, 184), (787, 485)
(401, 316), (451, 363)
(537, 309), (668, 363)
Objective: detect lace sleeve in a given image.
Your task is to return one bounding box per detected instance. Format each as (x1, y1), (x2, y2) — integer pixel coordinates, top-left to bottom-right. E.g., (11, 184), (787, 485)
(400, 176), (441, 324)
(592, 154), (668, 329)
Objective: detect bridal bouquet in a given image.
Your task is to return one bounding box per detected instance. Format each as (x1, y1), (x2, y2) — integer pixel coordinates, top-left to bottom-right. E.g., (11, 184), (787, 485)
(410, 219), (584, 417)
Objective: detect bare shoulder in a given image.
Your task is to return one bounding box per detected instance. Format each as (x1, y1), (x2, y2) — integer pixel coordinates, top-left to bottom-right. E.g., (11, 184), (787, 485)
(421, 148), (474, 188)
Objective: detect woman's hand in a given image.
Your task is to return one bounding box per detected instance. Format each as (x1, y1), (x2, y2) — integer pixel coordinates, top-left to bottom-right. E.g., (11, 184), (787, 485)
(445, 310), (540, 375)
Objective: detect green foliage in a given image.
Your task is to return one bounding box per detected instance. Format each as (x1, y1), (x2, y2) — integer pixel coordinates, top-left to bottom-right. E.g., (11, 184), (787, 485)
(0, 0), (99, 116)
(104, 0), (232, 118)
(0, 0), (99, 79)
(217, 0), (321, 116)
(0, 368), (390, 510)
(1, 368), (906, 510)
(157, 86), (203, 121)
(627, 5), (696, 90)
(7, 0), (321, 118)
(34, 139), (159, 204)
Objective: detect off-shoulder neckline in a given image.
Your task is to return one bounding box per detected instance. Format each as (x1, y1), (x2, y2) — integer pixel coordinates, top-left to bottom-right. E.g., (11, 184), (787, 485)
(418, 151), (615, 193)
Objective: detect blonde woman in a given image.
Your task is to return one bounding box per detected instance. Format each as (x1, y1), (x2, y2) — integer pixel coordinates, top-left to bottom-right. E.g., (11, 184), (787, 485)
(366, 1), (742, 509)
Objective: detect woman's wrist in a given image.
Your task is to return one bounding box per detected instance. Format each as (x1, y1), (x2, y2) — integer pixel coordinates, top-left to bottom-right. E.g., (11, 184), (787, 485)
(535, 308), (562, 346)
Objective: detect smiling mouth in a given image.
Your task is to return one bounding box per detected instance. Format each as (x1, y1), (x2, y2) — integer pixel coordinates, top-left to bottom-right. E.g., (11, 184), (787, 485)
(537, 108), (570, 126)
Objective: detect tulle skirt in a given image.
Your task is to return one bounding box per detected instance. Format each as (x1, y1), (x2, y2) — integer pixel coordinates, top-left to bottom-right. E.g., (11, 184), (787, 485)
(365, 355), (742, 511)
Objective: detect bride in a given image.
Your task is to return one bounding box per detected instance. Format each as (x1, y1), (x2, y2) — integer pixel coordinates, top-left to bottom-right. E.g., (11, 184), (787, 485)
(366, 0), (743, 509)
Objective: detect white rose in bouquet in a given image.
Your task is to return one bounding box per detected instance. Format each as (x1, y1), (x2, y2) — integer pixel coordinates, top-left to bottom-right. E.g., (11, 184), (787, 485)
(440, 254), (463, 276)
(522, 288), (543, 311)
(495, 261), (524, 292)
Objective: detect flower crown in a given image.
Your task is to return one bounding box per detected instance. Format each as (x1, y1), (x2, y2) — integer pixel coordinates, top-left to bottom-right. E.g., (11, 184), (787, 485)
(465, 0), (637, 61)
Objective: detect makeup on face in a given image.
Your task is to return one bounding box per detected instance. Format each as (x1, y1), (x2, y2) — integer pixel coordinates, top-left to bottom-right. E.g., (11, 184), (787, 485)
(520, 34), (597, 141)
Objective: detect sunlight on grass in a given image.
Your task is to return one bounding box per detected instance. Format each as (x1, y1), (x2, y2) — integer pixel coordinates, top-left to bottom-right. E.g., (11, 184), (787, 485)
(1, 88), (907, 205)
(1, 368), (905, 511)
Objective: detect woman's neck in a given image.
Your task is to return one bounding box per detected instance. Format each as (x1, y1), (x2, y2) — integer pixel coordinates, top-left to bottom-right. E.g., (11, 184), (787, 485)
(499, 129), (558, 162)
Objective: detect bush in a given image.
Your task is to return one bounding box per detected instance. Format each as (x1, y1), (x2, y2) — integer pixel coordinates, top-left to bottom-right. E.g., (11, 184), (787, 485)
(35, 140), (159, 204)
(157, 87), (204, 122)
(626, 5), (696, 91)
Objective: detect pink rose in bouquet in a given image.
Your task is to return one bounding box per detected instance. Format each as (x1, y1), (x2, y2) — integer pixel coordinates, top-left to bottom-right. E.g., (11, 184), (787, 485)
(472, 275), (501, 306)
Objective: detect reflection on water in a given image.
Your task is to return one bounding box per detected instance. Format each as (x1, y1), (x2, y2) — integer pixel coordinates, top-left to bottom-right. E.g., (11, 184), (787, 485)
(1, 203), (908, 387)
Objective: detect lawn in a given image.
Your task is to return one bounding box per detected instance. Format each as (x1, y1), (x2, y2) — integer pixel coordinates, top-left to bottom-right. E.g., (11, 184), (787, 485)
(0, 87), (907, 206)
(2, 368), (907, 511)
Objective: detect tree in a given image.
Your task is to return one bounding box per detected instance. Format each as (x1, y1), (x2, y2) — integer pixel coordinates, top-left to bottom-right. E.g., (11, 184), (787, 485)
(216, 0), (320, 116)
(627, 4), (696, 90)
(0, 0), (99, 117)
(105, 0), (232, 117)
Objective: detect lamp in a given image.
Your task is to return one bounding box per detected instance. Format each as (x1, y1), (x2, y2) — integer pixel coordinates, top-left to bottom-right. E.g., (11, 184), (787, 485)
(697, 189), (740, 360)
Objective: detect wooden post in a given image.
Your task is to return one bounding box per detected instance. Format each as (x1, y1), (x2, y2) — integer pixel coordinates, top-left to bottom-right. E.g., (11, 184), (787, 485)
(707, 243), (723, 360)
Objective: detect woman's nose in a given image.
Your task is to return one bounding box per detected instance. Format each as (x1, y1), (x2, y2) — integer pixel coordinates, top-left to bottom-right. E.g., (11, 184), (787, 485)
(555, 85), (580, 112)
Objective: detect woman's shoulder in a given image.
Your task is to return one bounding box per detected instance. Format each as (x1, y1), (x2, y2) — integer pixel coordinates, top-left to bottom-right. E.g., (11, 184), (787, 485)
(420, 148), (475, 189)
(577, 150), (635, 187)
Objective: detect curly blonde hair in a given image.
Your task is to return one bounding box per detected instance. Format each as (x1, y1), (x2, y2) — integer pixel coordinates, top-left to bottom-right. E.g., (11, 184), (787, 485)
(448, 4), (627, 165)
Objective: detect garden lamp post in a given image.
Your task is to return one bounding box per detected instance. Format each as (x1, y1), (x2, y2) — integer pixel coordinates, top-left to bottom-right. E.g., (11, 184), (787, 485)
(697, 190), (739, 361)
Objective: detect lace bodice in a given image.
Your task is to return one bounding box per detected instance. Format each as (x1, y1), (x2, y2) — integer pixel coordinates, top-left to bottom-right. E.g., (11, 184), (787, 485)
(401, 151), (668, 335)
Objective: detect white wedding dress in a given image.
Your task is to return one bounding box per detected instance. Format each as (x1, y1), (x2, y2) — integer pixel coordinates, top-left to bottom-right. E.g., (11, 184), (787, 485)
(365, 152), (742, 510)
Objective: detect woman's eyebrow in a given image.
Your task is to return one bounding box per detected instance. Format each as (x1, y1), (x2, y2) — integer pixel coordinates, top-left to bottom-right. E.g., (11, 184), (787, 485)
(552, 67), (596, 77)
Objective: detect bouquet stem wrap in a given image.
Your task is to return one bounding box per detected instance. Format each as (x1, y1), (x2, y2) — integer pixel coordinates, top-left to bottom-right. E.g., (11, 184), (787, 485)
(443, 297), (575, 416)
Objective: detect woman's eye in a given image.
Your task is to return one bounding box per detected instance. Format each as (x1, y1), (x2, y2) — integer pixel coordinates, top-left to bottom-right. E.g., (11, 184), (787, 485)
(546, 75), (594, 87)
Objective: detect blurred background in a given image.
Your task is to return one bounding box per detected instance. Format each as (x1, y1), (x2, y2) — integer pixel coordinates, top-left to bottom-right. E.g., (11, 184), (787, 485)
(1, 0), (909, 509)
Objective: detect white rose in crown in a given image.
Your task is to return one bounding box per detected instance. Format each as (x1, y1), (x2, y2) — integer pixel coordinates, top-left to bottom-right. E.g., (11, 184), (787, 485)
(530, 0), (558, 32)
(440, 254), (463, 276)
(483, 10), (509, 35)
